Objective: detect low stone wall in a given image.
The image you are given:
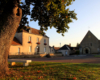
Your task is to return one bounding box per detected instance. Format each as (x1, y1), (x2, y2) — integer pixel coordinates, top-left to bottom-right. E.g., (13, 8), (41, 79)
(49, 53), (62, 57)
(8, 53), (62, 59)
(8, 54), (46, 59)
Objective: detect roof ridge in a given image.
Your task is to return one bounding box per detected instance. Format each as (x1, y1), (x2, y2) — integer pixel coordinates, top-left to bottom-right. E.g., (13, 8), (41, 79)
(25, 26), (40, 31)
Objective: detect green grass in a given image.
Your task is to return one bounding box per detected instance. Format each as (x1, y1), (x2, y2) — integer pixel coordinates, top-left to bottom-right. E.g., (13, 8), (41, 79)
(94, 55), (100, 57)
(1, 62), (100, 80)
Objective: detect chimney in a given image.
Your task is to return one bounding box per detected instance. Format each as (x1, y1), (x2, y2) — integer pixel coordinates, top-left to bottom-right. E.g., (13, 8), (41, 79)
(29, 29), (31, 33)
(69, 43), (71, 47)
(60, 43), (61, 47)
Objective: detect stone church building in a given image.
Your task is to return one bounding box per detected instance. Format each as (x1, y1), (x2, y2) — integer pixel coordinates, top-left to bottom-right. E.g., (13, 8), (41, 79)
(80, 30), (100, 54)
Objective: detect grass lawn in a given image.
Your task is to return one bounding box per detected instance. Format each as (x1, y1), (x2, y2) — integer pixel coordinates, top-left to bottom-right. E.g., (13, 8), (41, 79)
(94, 55), (100, 57)
(1, 62), (100, 80)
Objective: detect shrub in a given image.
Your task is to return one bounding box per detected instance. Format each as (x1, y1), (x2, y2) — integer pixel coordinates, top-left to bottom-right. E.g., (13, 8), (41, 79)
(75, 50), (80, 55)
(45, 54), (51, 58)
(55, 52), (62, 54)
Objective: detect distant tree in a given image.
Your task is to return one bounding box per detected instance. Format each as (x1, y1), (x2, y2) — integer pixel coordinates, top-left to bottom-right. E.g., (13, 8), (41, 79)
(0, 0), (77, 75)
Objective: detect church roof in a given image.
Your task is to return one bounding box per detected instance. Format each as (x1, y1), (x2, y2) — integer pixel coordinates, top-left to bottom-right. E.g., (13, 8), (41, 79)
(80, 30), (99, 44)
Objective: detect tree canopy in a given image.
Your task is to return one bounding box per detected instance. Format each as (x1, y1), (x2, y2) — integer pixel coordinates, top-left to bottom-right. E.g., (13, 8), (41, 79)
(0, 0), (77, 36)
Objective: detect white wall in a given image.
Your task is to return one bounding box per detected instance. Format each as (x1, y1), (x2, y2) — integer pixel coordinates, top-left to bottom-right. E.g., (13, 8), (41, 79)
(58, 50), (70, 56)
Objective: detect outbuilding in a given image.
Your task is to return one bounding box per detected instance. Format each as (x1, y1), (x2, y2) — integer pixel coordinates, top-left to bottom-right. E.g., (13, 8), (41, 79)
(58, 44), (71, 56)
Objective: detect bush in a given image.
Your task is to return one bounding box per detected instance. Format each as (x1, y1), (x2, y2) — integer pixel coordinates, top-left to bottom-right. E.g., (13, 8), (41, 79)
(75, 50), (80, 55)
(55, 52), (62, 54)
(45, 54), (51, 58)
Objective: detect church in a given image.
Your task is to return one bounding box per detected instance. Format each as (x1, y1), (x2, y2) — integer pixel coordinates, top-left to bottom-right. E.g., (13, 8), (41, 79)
(80, 30), (100, 54)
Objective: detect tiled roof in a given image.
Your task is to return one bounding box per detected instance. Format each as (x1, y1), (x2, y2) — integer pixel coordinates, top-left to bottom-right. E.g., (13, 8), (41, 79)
(31, 28), (41, 35)
(49, 46), (51, 48)
(22, 26), (49, 38)
(11, 37), (21, 45)
(22, 29), (28, 33)
(54, 47), (60, 50)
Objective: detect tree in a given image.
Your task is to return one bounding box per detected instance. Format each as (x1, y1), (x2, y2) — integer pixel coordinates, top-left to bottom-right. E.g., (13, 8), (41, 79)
(0, 0), (77, 75)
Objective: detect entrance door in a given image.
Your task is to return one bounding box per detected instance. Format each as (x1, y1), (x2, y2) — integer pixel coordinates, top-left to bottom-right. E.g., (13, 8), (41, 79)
(37, 46), (39, 54)
(85, 49), (88, 54)
(83, 47), (90, 54)
(66, 51), (67, 55)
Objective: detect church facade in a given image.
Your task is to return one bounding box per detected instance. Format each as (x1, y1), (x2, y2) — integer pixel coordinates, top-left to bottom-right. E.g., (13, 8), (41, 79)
(80, 30), (100, 54)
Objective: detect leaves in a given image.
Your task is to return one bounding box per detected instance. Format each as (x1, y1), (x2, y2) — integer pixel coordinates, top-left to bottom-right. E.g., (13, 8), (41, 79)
(73, 77), (77, 80)
(0, 0), (77, 36)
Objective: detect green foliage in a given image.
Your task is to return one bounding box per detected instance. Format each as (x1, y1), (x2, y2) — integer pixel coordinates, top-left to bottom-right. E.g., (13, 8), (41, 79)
(75, 50), (80, 55)
(45, 54), (51, 58)
(94, 55), (100, 57)
(0, 0), (77, 36)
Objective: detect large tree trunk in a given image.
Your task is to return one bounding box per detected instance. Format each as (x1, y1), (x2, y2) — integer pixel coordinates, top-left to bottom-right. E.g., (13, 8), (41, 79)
(0, 0), (22, 75)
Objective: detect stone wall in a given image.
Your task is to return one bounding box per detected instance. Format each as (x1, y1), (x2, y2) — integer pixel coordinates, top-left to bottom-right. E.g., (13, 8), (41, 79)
(8, 53), (62, 59)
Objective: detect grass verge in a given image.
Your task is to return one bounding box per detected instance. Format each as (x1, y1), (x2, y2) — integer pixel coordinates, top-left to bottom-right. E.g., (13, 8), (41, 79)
(94, 55), (100, 57)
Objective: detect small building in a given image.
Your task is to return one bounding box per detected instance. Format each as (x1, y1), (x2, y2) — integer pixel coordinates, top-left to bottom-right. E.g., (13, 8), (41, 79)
(49, 46), (55, 53)
(54, 47), (60, 53)
(49, 46), (60, 53)
(69, 47), (79, 55)
(58, 44), (71, 56)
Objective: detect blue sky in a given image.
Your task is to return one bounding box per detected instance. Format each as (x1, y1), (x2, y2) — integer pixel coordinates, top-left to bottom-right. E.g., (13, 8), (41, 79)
(22, 0), (100, 47)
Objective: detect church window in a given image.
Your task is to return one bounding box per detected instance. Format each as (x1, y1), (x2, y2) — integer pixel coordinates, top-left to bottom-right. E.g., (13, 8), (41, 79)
(90, 43), (92, 46)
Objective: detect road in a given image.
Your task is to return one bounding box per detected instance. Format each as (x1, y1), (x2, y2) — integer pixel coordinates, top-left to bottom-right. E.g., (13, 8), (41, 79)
(8, 55), (100, 63)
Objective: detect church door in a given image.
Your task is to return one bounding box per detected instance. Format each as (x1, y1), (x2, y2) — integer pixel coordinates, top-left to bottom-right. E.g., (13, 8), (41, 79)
(85, 49), (88, 54)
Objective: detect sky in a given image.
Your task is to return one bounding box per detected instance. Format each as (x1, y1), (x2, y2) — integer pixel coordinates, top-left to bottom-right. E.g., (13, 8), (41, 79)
(22, 0), (100, 47)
